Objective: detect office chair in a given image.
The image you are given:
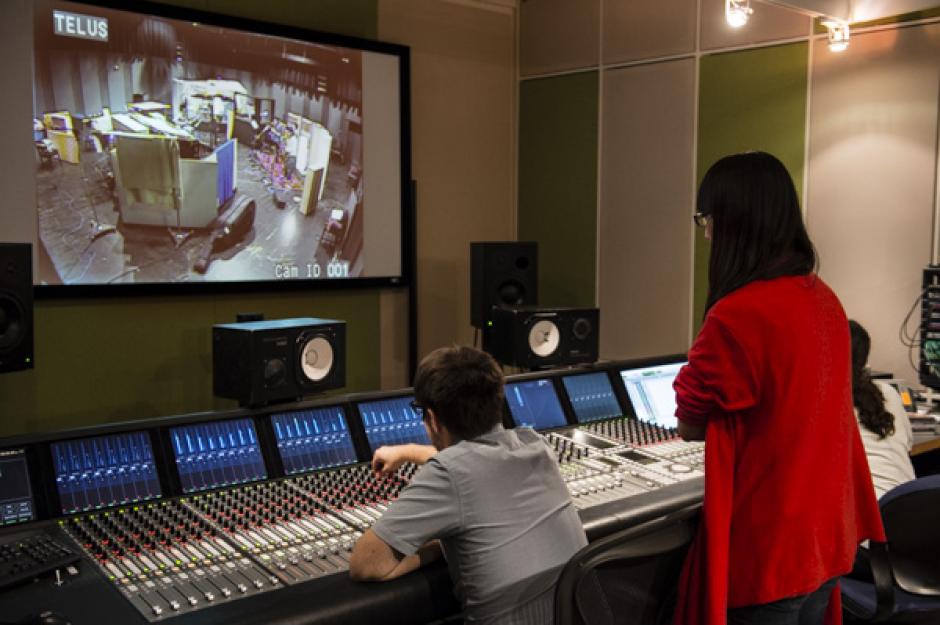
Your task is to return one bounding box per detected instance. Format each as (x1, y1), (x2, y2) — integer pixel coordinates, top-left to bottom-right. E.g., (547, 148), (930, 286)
(554, 504), (700, 625)
(841, 475), (940, 624)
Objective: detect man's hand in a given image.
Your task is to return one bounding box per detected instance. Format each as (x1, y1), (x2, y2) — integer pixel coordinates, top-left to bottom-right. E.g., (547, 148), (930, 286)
(349, 530), (441, 582)
(372, 444), (437, 475)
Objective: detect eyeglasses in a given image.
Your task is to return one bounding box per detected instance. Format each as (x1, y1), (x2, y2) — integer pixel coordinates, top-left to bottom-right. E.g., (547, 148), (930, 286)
(410, 400), (428, 421)
(693, 212), (711, 228)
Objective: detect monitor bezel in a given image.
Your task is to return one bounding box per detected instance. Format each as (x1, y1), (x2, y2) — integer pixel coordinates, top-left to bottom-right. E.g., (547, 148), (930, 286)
(31, 0), (413, 299)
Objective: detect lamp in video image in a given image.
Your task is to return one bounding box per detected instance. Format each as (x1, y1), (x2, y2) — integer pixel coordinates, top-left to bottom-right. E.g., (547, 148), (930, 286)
(32, 2), (367, 284)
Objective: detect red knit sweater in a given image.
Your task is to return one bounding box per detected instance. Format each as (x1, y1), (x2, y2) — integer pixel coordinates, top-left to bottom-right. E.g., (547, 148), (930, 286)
(672, 275), (885, 624)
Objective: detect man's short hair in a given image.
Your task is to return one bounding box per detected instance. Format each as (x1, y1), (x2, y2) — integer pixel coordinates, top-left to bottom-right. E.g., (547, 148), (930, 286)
(413, 346), (505, 441)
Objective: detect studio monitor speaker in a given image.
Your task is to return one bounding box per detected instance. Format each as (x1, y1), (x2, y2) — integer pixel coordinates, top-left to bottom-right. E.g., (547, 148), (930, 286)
(484, 306), (599, 369)
(0, 242), (33, 374)
(470, 242), (538, 329)
(213, 317), (345, 407)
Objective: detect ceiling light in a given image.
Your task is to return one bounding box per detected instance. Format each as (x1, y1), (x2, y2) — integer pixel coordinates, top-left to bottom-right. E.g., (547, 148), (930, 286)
(725, 0), (753, 28)
(822, 20), (850, 52)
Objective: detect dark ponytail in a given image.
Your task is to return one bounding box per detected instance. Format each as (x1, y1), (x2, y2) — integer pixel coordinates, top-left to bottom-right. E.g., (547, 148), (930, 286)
(849, 320), (895, 439)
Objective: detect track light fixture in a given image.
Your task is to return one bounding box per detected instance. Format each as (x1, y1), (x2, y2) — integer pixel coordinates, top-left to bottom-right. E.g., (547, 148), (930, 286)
(725, 0), (753, 28)
(822, 20), (850, 52)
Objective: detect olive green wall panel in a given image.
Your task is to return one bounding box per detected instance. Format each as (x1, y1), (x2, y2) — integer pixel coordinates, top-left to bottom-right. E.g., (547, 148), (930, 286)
(694, 42), (809, 328)
(0, 0), (381, 438)
(519, 72), (598, 308)
(0, 290), (380, 437)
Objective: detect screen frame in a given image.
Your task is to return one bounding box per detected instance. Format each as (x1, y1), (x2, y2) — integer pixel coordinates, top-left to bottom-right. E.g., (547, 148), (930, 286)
(613, 353), (687, 428)
(31, 0), (413, 299)
(558, 370), (627, 424)
(503, 374), (572, 432)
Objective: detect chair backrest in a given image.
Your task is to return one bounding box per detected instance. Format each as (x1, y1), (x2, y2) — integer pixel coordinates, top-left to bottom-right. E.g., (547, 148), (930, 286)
(554, 504), (700, 625)
(879, 475), (940, 595)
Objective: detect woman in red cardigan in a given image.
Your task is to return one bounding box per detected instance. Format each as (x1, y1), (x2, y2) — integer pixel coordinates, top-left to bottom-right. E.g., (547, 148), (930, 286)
(672, 152), (884, 625)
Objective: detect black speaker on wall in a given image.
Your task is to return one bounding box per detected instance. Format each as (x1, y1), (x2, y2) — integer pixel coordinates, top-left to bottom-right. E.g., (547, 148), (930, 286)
(470, 242), (538, 329)
(484, 306), (599, 369)
(213, 317), (346, 407)
(0, 243), (33, 374)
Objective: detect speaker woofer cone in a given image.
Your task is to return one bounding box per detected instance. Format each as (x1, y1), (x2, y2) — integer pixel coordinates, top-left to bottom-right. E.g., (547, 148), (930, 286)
(528, 319), (560, 358)
(299, 335), (334, 382)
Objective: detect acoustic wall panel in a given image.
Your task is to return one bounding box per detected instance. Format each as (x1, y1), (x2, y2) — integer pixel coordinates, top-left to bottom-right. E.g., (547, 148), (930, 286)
(599, 59), (695, 359)
(694, 43), (809, 327)
(602, 0), (697, 64)
(520, 0), (600, 76)
(807, 23), (940, 382)
(519, 72), (599, 309)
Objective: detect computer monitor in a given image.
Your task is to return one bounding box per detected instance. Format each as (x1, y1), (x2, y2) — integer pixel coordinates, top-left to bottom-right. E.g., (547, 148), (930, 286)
(505, 379), (568, 430)
(170, 418), (267, 493)
(561, 371), (623, 423)
(51, 432), (162, 514)
(0, 449), (35, 524)
(358, 395), (431, 453)
(271, 405), (358, 475)
(619, 361), (686, 429)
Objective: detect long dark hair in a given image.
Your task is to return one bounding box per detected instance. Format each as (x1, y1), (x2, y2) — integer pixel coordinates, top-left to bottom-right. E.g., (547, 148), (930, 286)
(849, 319), (895, 439)
(699, 152), (817, 312)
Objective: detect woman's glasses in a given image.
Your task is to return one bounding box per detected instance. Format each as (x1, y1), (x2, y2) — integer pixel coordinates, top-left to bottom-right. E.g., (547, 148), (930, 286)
(693, 212), (711, 228)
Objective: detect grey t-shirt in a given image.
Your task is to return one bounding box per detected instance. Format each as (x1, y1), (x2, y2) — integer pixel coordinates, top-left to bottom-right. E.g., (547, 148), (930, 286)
(372, 426), (587, 624)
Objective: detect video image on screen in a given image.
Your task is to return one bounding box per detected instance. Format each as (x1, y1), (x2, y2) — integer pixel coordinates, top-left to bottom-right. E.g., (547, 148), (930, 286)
(0, 449), (36, 525)
(359, 396), (430, 452)
(620, 362), (686, 429)
(506, 379), (567, 431)
(51, 432), (162, 514)
(271, 406), (358, 474)
(170, 418), (267, 493)
(28, 1), (402, 287)
(562, 372), (622, 423)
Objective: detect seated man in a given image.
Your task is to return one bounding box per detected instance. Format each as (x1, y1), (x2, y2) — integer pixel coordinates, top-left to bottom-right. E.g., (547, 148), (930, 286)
(349, 346), (587, 624)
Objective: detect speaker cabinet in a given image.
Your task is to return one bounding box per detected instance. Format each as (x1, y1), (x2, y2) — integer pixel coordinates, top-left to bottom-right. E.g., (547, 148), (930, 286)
(470, 242), (538, 329)
(484, 306), (599, 369)
(0, 243), (33, 374)
(213, 317), (345, 407)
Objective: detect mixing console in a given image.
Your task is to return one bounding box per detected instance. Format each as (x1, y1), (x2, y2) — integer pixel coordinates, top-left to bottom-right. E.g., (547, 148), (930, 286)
(0, 357), (708, 625)
(61, 499), (276, 619)
(580, 417), (705, 469)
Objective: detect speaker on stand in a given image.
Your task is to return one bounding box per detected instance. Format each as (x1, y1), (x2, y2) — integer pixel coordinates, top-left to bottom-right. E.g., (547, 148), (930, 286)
(213, 317), (346, 407)
(483, 306), (599, 370)
(0, 242), (34, 374)
(470, 242), (538, 333)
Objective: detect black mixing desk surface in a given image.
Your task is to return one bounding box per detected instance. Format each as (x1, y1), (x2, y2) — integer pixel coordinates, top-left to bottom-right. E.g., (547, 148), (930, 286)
(0, 359), (706, 625)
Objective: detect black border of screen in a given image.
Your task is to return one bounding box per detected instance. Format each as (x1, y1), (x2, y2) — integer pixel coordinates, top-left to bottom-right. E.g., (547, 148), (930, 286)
(32, 0), (413, 298)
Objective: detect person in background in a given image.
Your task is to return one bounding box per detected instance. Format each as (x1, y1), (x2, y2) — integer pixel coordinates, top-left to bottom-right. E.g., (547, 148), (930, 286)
(672, 151), (885, 625)
(848, 319), (916, 500)
(349, 345), (587, 624)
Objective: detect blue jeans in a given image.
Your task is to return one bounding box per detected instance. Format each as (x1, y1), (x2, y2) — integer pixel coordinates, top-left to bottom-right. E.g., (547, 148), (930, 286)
(727, 578), (839, 625)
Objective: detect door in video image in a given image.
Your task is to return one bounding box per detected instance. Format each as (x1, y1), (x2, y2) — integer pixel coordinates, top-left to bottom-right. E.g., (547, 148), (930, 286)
(28, 1), (404, 286)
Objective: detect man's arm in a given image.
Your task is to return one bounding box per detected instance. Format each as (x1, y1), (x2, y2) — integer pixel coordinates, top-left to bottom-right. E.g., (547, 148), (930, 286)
(372, 444), (438, 474)
(349, 530), (441, 582)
